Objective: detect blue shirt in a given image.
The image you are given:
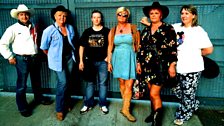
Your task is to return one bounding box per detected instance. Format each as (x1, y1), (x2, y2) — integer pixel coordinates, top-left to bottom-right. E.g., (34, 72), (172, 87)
(40, 22), (76, 72)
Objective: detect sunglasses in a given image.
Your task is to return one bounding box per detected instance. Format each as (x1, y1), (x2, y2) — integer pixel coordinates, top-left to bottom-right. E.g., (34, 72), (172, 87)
(117, 13), (128, 18)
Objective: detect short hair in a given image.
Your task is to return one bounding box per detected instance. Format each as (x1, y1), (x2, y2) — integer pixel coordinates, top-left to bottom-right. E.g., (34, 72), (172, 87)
(180, 5), (198, 27)
(91, 10), (104, 26)
(116, 7), (130, 18)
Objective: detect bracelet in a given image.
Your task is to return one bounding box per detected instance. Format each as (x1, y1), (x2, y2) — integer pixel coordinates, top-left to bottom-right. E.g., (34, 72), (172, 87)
(108, 61), (111, 64)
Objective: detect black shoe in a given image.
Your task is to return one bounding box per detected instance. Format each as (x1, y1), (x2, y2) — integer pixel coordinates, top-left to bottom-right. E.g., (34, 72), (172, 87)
(20, 110), (32, 117)
(145, 112), (154, 123)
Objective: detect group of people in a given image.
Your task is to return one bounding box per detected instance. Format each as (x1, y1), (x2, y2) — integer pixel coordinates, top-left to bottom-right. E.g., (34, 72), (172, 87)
(0, 1), (213, 126)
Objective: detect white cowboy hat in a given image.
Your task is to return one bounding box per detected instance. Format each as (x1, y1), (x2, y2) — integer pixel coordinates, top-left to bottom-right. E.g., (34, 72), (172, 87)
(10, 4), (34, 19)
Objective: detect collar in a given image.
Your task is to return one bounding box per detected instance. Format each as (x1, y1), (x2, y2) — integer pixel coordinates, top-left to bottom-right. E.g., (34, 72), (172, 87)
(18, 20), (32, 28)
(54, 22), (67, 30)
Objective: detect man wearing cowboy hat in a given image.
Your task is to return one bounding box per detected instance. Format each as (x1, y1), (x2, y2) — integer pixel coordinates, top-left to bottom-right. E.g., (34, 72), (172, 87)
(0, 4), (51, 117)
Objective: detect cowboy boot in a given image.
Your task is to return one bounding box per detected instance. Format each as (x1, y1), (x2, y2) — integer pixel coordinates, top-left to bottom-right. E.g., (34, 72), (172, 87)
(120, 86), (125, 99)
(119, 87), (125, 113)
(121, 93), (136, 122)
(145, 105), (154, 123)
(152, 108), (163, 126)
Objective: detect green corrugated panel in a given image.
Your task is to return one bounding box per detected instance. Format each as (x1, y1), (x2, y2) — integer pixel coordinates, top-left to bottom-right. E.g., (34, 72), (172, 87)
(0, 0), (62, 4)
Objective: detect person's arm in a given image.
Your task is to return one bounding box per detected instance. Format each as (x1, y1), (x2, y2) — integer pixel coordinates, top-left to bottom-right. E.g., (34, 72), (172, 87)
(0, 27), (15, 64)
(201, 46), (213, 56)
(140, 17), (151, 26)
(168, 25), (178, 78)
(40, 27), (51, 55)
(169, 62), (177, 78)
(42, 50), (48, 55)
(136, 29), (141, 52)
(107, 30), (113, 72)
(135, 27), (141, 74)
(79, 46), (84, 71)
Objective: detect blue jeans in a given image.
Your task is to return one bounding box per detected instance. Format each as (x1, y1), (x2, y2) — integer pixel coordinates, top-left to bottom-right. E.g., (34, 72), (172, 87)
(84, 61), (108, 107)
(54, 56), (74, 112)
(15, 54), (42, 112)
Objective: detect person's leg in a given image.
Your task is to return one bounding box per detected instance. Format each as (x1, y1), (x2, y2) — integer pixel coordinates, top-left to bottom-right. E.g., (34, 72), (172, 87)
(172, 73), (183, 101)
(29, 55), (43, 102)
(55, 70), (67, 113)
(15, 55), (30, 116)
(149, 84), (163, 126)
(119, 79), (125, 99)
(145, 84), (155, 123)
(97, 61), (108, 107)
(175, 72), (201, 121)
(55, 69), (67, 121)
(84, 81), (95, 107)
(118, 78), (125, 114)
(64, 57), (74, 111)
(121, 79), (136, 122)
(150, 84), (162, 110)
(80, 61), (96, 114)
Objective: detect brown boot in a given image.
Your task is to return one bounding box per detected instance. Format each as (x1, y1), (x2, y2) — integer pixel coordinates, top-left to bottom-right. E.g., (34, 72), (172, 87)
(121, 92), (136, 122)
(119, 87), (125, 113)
(56, 112), (64, 121)
(120, 87), (125, 99)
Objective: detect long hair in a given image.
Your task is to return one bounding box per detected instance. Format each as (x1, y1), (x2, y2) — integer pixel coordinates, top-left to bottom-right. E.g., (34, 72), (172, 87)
(91, 10), (104, 26)
(180, 5), (198, 27)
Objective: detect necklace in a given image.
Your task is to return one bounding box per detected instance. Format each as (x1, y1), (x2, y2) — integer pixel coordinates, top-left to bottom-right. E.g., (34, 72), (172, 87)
(118, 24), (126, 33)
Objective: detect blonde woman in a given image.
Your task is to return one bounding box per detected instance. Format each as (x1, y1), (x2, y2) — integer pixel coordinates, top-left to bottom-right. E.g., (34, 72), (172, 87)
(107, 7), (140, 122)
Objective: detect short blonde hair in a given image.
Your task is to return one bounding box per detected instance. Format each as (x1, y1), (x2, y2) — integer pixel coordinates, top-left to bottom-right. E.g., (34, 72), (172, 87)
(116, 7), (130, 18)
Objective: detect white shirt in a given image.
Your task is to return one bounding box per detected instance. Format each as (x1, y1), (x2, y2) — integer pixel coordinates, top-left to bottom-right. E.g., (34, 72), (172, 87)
(0, 22), (38, 59)
(172, 23), (213, 74)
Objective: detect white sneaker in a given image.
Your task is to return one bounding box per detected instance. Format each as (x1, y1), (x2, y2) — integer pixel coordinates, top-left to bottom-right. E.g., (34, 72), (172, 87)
(174, 119), (184, 125)
(80, 106), (91, 114)
(100, 106), (109, 114)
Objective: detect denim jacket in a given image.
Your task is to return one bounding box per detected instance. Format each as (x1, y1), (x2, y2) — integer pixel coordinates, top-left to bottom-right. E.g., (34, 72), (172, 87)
(40, 22), (76, 72)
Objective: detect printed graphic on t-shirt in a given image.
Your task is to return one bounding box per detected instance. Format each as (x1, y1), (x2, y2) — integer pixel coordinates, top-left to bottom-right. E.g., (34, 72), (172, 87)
(88, 34), (104, 47)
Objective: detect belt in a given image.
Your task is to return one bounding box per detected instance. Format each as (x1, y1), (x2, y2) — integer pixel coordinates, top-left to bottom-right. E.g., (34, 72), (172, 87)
(15, 54), (36, 58)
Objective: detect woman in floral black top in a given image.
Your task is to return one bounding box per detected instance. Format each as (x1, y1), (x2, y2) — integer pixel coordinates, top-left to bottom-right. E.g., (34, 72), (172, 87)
(136, 2), (177, 126)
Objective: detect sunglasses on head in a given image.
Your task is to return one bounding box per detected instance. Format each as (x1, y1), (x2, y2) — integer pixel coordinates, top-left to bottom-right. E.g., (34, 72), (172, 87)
(117, 13), (128, 18)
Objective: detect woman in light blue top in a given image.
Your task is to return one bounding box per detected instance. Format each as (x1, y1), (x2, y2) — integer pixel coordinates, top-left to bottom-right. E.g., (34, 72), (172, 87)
(40, 5), (76, 121)
(107, 7), (140, 122)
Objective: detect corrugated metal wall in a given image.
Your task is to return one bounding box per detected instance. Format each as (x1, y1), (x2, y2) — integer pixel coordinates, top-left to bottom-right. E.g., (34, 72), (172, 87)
(0, 0), (224, 99)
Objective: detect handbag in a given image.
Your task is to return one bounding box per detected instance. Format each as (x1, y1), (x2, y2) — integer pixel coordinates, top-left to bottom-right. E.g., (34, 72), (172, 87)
(132, 74), (146, 99)
(202, 56), (220, 79)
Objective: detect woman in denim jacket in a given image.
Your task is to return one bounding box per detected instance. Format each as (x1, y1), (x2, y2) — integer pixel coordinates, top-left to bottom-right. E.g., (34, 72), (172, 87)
(40, 5), (76, 121)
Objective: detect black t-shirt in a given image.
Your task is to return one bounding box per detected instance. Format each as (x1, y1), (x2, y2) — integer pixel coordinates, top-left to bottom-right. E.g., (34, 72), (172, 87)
(79, 27), (110, 61)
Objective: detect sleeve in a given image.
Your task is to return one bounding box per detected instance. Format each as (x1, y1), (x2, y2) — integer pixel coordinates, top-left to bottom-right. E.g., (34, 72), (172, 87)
(199, 27), (213, 49)
(167, 25), (178, 63)
(0, 27), (15, 59)
(40, 27), (51, 50)
(79, 29), (88, 47)
(137, 27), (147, 64)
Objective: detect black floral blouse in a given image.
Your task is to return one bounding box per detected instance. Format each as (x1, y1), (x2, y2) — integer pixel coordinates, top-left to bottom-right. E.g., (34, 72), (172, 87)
(137, 22), (177, 86)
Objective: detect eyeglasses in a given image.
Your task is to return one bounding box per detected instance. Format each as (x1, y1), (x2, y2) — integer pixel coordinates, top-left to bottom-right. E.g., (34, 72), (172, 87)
(117, 13), (128, 18)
